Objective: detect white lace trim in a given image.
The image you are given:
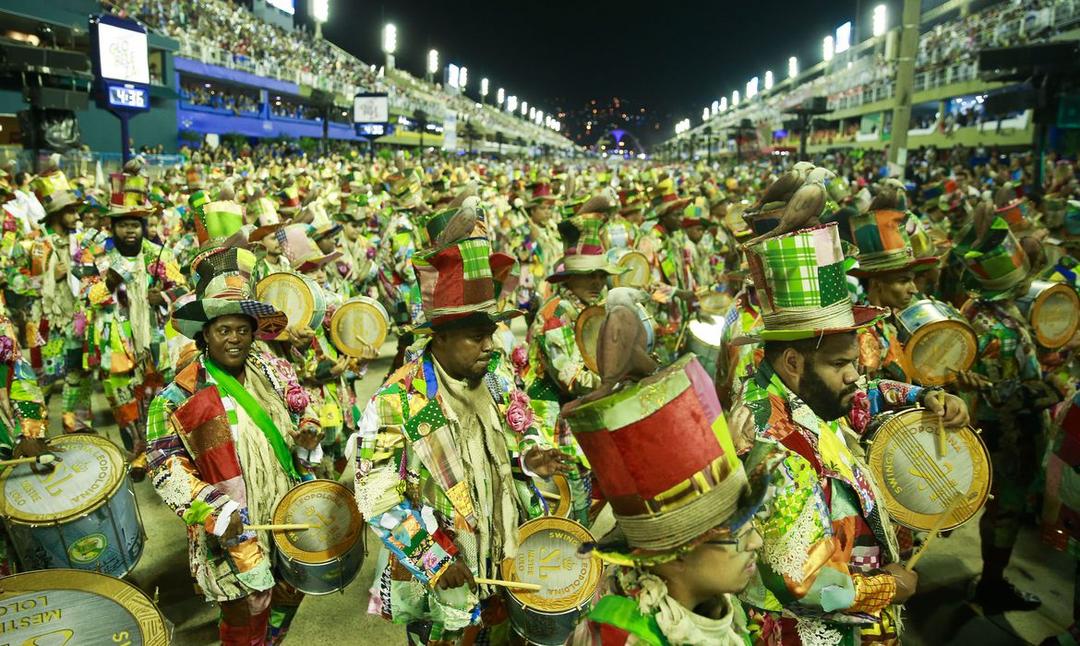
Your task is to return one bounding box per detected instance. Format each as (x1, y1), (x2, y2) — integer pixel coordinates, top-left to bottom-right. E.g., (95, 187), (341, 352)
(354, 467), (401, 519)
(763, 497), (822, 583)
(795, 616), (844, 646)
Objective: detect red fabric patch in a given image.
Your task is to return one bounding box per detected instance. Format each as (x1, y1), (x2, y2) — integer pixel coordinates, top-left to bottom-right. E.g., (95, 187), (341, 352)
(598, 623), (630, 646)
(198, 442), (243, 484)
(543, 318), (565, 333)
(173, 387), (242, 484)
(1060, 404), (1080, 466)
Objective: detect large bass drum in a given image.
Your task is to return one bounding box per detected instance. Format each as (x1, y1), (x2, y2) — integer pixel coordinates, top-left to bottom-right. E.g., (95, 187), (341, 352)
(894, 299), (978, 385)
(1, 434), (144, 578)
(271, 480), (365, 595)
(864, 408), (991, 532)
(0, 569), (170, 645)
(500, 516), (602, 646)
(1016, 280), (1080, 350)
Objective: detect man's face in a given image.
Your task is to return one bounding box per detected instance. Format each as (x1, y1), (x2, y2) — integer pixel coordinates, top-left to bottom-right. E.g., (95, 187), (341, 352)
(432, 321), (497, 383)
(660, 209), (680, 231)
(529, 203), (553, 225)
(58, 206), (79, 232)
(793, 333), (861, 421)
(261, 235), (282, 257)
(316, 235), (337, 255)
(203, 314), (254, 374)
(625, 209), (645, 226)
(687, 224), (705, 244)
(343, 221), (362, 242)
(564, 271), (607, 306)
(868, 271), (918, 311)
(111, 217), (144, 252)
(652, 522), (764, 598)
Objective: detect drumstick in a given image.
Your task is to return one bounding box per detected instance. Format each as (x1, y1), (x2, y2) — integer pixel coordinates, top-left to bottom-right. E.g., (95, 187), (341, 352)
(538, 490), (562, 502)
(936, 414), (946, 459)
(244, 523), (314, 531)
(0, 454), (57, 468)
(474, 577), (542, 592)
(905, 493), (964, 572)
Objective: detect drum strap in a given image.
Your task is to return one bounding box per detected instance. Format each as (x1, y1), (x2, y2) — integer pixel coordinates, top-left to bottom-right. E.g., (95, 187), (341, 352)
(206, 358), (300, 481)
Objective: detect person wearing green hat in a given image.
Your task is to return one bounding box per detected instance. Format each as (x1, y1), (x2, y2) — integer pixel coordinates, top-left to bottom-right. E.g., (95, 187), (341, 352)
(146, 246), (321, 646)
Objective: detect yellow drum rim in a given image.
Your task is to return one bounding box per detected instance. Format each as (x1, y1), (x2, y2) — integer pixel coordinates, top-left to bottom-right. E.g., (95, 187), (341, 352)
(0, 434), (126, 524)
(272, 480), (363, 563)
(865, 409), (991, 532)
(534, 474), (573, 518)
(256, 272), (316, 341)
(500, 516), (601, 613)
(611, 252), (649, 289)
(903, 319), (977, 386)
(330, 298), (389, 358)
(1031, 283), (1080, 349)
(0, 568), (169, 646)
(574, 305), (606, 374)
(696, 289), (727, 315)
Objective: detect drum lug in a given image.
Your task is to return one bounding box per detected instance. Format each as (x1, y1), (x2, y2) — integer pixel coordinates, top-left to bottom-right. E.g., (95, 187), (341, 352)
(987, 494), (994, 501)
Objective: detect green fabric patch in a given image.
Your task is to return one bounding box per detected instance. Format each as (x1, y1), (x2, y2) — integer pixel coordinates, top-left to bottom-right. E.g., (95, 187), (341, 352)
(403, 399), (448, 442)
(182, 499), (214, 525)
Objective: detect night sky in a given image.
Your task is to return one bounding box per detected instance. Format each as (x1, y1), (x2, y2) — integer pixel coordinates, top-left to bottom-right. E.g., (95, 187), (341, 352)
(299, 0), (896, 142)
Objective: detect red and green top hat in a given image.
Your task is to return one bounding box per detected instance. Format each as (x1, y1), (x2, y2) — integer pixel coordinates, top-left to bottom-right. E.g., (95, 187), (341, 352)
(680, 201), (714, 228)
(413, 237), (520, 329)
(848, 208), (938, 277)
(547, 215), (624, 283)
(30, 169), (80, 215)
(648, 178), (689, 217)
(961, 216), (1031, 300)
(618, 187), (646, 215)
(562, 354), (771, 564)
(195, 199), (247, 247)
(172, 247), (287, 340)
(108, 169), (154, 218)
(276, 182), (301, 214)
(247, 196), (284, 242)
(740, 223), (886, 342)
(527, 181), (557, 207)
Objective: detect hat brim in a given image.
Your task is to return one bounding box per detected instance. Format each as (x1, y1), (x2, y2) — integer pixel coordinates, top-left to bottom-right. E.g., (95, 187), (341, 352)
(848, 255), (939, 278)
(296, 250), (342, 273)
(107, 206), (155, 218)
(172, 297), (289, 340)
(731, 304), (888, 345)
(546, 264), (626, 283)
(655, 197), (691, 216)
(249, 223), (285, 242)
(414, 307), (524, 333)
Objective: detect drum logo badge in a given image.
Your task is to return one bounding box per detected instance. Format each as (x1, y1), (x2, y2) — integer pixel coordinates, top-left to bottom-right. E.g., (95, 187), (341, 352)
(67, 533), (108, 564)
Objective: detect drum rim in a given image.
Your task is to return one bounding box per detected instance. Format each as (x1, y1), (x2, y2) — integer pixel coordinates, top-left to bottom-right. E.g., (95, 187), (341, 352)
(329, 299), (389, 358)
(256, 272), (319, 340)
(865, 408), (992, 532)
(1, 434), (128, 524)
(574, 305), (606, 374)
(501, 515), (601, 613)
(0, 568), (169, 645)
(902, 319), (977, 386)
(271, 479), (363, 563)
(534, 473), (573, 518)
(611, 251), (649, 288)
(1030, 282), (1080, 349)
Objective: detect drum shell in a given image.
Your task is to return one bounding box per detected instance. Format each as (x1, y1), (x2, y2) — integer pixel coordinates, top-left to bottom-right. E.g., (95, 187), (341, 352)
(274, 538), (365, 595)
(257, 272), (327, 338)
(609, 250), (650, 289)
(894, 299), (977, 385)
(1, 436), (144, 578)
(1015, 280), (1080, 349)
(504, 591), (591, 646)
(686, 316), (724, 380)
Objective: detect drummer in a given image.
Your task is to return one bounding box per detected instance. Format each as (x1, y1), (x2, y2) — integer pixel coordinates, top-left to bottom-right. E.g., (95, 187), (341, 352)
(352, 226), (571, 645)
(375, 168), (427, 373)
(735, 222), (970, 644)
(146, 246), (322, 645)
(951, 213), (1056, 614)
(636, 177), (694, 362)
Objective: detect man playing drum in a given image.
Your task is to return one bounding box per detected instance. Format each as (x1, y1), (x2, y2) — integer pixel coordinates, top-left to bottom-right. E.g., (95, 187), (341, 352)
(146, 247), (323, 645)
(734, 223), (970, 644)
(352, 223), (570, 645)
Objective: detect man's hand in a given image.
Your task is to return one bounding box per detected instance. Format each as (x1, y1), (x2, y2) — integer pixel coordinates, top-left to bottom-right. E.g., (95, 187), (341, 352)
(287, 326), (315, 351)
(953, 370), (991, 392)
(148, 289), (165, 307)
(726, 404), (756, 454)
(329, 355), (350, 377)
(436, 559), (475, 590)
(923, 390), (970, 428)
(883, 563), (919, 604)
(105, 269), (123, 292)
(220, 510), (244, 542)
(292, 427), (322, 452)
(524, 446), (573, 478)
(13, 436), (54, 474)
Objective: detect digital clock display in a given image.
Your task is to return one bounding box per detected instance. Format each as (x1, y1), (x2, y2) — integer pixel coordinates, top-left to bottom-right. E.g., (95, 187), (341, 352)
(107, 83), (149, 110)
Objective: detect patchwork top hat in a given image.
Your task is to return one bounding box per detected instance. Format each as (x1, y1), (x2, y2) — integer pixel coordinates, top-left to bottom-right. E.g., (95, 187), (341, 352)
(412, 237), (520, 329)
(680, 200), (714, 229)
(276, 223), (341, 272)
(388, 168), (424, 208)
(960, 216), (1032, 300)
(648, 178), (690, 217)
(276, 182), (301, 214)
(30, 169), (80, 215)
(740, 222), (887, 342)
(848, 208), (938, 276)
(527, 178), (558, 207)
(108, 158), (155, 218)
(247, 196), (284, 242)
(172, 246), (288, 340)
(195, 198), (247, 247)
(547, 214), (624, 283)
(562, 353), (772, 564)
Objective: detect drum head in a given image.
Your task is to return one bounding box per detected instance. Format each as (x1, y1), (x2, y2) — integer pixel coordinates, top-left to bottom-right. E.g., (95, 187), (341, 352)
(1032, 283), (1080, 349)
(330, 297), (389, 358)
(611, 252), (650, 289)
(272, 480), (363, 564)
(574, 305), (606, 374)
(1, 434), (125, 523)
(0, 569), (169, 645)
(256, 273), (323, 339)
(697, 290), (728, 315)
(904, 320), (978, 386)
(533, 474), (573, 518)
(865, 409), (991, 532)
(501, 516), (601, 613)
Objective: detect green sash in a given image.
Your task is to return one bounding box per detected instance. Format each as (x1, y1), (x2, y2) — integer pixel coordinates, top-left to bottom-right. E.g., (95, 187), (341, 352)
(205, 358), (300, 481)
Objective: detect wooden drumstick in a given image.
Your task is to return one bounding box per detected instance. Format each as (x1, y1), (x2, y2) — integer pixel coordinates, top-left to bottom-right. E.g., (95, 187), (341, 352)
(0, 454), (57, 468)
(936, 414), (946, 459)
(905, 493), (964, 572)
(244, 523), (314, 531)
(538, 490), (562, 502)
(474, 577), (542, 591)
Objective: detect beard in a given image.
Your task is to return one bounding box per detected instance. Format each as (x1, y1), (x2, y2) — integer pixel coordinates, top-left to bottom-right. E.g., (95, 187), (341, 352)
(799, 366), (857, 422)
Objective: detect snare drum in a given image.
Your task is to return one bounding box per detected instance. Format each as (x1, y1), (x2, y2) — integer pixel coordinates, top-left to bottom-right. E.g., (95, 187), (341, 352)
(609, 250), (650, 290)
(1, 434), (144, 578)
(256, 272), (327, 339)
(0, 569), (169, 645)
(532, 473), (573, 518)
(696, 288), (729, 315)
(686, 315), (725, 380)
(329, 296), (389, 359)
(864, 408), (991, 532)
(575, 303), (654, 374)
(501, 516), (602, 646)
(271, 480), (364, 595)
(895, 299), (978, 385)
(1016, 280), (1080, 349)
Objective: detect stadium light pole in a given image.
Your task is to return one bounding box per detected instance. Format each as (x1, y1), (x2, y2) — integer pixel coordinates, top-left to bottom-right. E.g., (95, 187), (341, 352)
(788, 56), (798, 79)
(497, 87), (505, 106)
(311, 0), (328, 39)
(459, 66), (468, 93)
(382, 24), (397, 71)
(480, 78), (489, 104)
(427, 49), (438, 83)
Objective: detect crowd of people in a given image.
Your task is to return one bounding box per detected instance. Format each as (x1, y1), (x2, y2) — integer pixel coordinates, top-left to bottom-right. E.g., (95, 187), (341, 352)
(0, 137), (1076, 646)
(181, 81), (263, 115)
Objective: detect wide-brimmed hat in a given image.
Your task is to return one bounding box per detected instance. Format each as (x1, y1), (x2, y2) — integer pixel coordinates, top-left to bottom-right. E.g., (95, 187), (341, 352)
(172, 247), (288, 340)
(527, 179), (558, 207)
(247, 196), (285, 242)
(547, 214), (625, 283)
(618, 187), (646, 215)
(563, 354), (774, 565)
(648, 178), (690, 217)
(30, 169), (81, 215)
(848, 208), (938, 277)
(276, 223), (341, 272)
(960, 216), (1032, 300)
(413, 236), (520, 329)
(275, 182), (301, 215)
(737, 223), (887, 343)
(680, 201), (715, 229)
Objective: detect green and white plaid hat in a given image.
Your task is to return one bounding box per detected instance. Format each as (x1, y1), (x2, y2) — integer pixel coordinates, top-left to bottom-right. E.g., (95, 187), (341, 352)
(740, 223), (886, 342)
